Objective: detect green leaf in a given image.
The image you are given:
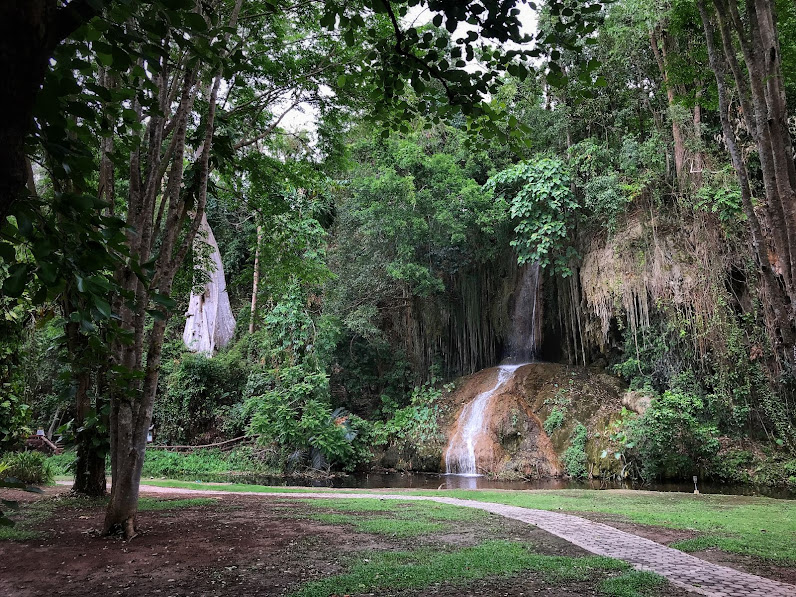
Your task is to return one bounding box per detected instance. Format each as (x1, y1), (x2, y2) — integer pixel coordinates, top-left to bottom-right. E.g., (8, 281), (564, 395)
(2, 263), (30, 298)
(0, 243), (15, 262)
(93, 296), (112, 318)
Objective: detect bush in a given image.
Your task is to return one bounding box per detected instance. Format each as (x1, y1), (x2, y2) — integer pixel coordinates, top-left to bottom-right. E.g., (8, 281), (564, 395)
(141, 447), (277, 480)
(155, 350), (249, 444)
(46, 450), (77, 476)
(372, 382), (445, 447)
(247, 365), (364, 471)
(628, 391), (720, 479)
(1, 451), (54, 485)
(563, 424), (589, 478)
(543, 406), (566, 435)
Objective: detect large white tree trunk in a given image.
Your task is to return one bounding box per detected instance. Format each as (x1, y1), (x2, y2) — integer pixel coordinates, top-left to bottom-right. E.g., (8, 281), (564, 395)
(183, 214), (236, 354)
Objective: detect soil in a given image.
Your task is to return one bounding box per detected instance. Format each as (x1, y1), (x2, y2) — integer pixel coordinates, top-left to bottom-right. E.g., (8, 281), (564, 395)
(0, 489), (632, 597)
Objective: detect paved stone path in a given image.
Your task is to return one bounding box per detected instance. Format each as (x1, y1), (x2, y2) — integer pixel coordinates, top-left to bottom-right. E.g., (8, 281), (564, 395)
(140, 485), (796, 597)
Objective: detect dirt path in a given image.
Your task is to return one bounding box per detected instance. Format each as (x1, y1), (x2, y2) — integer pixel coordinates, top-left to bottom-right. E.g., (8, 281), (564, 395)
(137, 484), (796, 597)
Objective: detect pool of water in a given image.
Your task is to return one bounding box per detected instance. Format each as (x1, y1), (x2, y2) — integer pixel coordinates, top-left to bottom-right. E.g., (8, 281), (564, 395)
(230, 472), (796, 499)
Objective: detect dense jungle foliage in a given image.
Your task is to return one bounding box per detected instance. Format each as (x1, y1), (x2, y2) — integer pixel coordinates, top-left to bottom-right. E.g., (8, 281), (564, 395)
(2, 0), (796, 526)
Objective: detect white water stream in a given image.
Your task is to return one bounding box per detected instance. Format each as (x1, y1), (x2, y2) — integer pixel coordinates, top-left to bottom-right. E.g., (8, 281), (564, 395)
(445, 263), (542, 477)
(444, 363), (525, 475)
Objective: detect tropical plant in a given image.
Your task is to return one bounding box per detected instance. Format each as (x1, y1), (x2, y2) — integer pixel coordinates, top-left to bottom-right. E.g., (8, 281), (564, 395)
(485, 157), (579, 275)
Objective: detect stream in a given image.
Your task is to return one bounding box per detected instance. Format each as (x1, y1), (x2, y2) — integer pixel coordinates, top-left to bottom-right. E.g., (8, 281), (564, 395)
(225, 471), (796, 499)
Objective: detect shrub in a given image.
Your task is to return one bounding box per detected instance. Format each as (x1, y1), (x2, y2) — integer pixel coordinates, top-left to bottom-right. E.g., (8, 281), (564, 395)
(1, 451), (54, 485)
(141, 447), (278, 480)
(155, 350), (248, 444)
(543, 406), (566, 435)
(46, 450), (77, 476)
(247, 365), (364, 471)
(563, 424), (589, 478)
(373, 382), (445, 447)
(628, 391), (720, 479)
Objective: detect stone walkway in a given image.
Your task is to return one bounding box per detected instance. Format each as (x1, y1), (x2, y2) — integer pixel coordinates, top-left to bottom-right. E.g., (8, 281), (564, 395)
(140, 485), (796, 597)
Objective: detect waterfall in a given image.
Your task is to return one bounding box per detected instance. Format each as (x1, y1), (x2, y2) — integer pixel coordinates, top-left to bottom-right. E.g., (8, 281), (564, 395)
(505, 262), (542, 363)
(444, 263), (542, 476)
(444, 364), (524, 475)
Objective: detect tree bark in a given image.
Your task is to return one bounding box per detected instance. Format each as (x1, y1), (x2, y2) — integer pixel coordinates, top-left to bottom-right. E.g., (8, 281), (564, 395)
(249, 224), (263, 334)
(698, 0), (794, 353)
(64, 320), (107, 497)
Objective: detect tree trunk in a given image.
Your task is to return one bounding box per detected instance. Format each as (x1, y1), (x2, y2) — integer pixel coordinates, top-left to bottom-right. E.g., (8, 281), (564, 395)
(650, 27), (688, 190)
(183, 214), (237, 353)
(698, 0), (794, 354)
(64, 317), (107, 497)
(249, 224), (263, 334)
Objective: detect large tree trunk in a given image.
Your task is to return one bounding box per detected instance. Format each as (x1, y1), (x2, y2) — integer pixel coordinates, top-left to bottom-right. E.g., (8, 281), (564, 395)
(697, 0), (794, 355)
(64, 310), (107, 497)
(183, 214), (236, 354)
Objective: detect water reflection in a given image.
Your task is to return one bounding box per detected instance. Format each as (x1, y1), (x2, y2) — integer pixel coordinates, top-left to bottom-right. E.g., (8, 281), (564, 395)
(229, 471), (796, 499)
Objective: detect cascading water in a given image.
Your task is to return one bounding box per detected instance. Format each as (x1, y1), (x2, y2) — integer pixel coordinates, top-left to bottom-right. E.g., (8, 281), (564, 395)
(444, 262), (542, 476)
(444, 364), (524, 475)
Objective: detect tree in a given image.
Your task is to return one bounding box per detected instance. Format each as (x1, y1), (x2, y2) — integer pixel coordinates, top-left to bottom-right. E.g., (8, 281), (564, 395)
(2, 0), (610, 538)
(0, 0), (103, 223)
(696, 0), (796, 361)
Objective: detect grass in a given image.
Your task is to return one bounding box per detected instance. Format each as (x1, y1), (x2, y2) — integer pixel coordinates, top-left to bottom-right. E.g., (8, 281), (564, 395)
(46, 447), (280, 483)
(137, 497), (218, 511)
(412, 488), (796, 564)
(304, 499), (484, 537)
(0, 494), (217, 541)
(142, 480), (796, 563)
(598, 571), (668, 597)
(290, 540), (629, 597)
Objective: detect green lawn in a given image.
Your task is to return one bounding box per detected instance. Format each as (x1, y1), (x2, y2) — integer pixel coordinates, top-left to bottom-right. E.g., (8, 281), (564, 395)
(141, 480), (796, 563)
(291, 540), (631, 597)
(304, 498), (486, 537)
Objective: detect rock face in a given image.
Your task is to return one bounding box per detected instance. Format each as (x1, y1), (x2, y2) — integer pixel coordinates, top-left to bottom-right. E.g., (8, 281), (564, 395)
(439, 362), (627, 479)
(621, 390), (652, 415)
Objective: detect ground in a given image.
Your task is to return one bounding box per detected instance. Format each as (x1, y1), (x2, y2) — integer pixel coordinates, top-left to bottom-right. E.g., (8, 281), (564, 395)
(0, 485), (691, 597)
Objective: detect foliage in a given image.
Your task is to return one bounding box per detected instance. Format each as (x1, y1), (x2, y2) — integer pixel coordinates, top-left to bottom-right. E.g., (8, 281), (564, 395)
(141, 447), (278, 481)
(0, 451), (53, 485)
(563, 424), (589, 478)
(544, 406), (566, 435)
(373, 382), (447, 446)
(248, 364), (362, 471)
(156, 351), (249, 445)
(485, 157), (579, 275)
(0, 305), (30, 450)
(627, 391), (720, 479)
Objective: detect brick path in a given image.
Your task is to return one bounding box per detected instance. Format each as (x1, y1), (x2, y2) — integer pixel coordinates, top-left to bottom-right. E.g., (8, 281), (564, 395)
(141, 485), (796, 596)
